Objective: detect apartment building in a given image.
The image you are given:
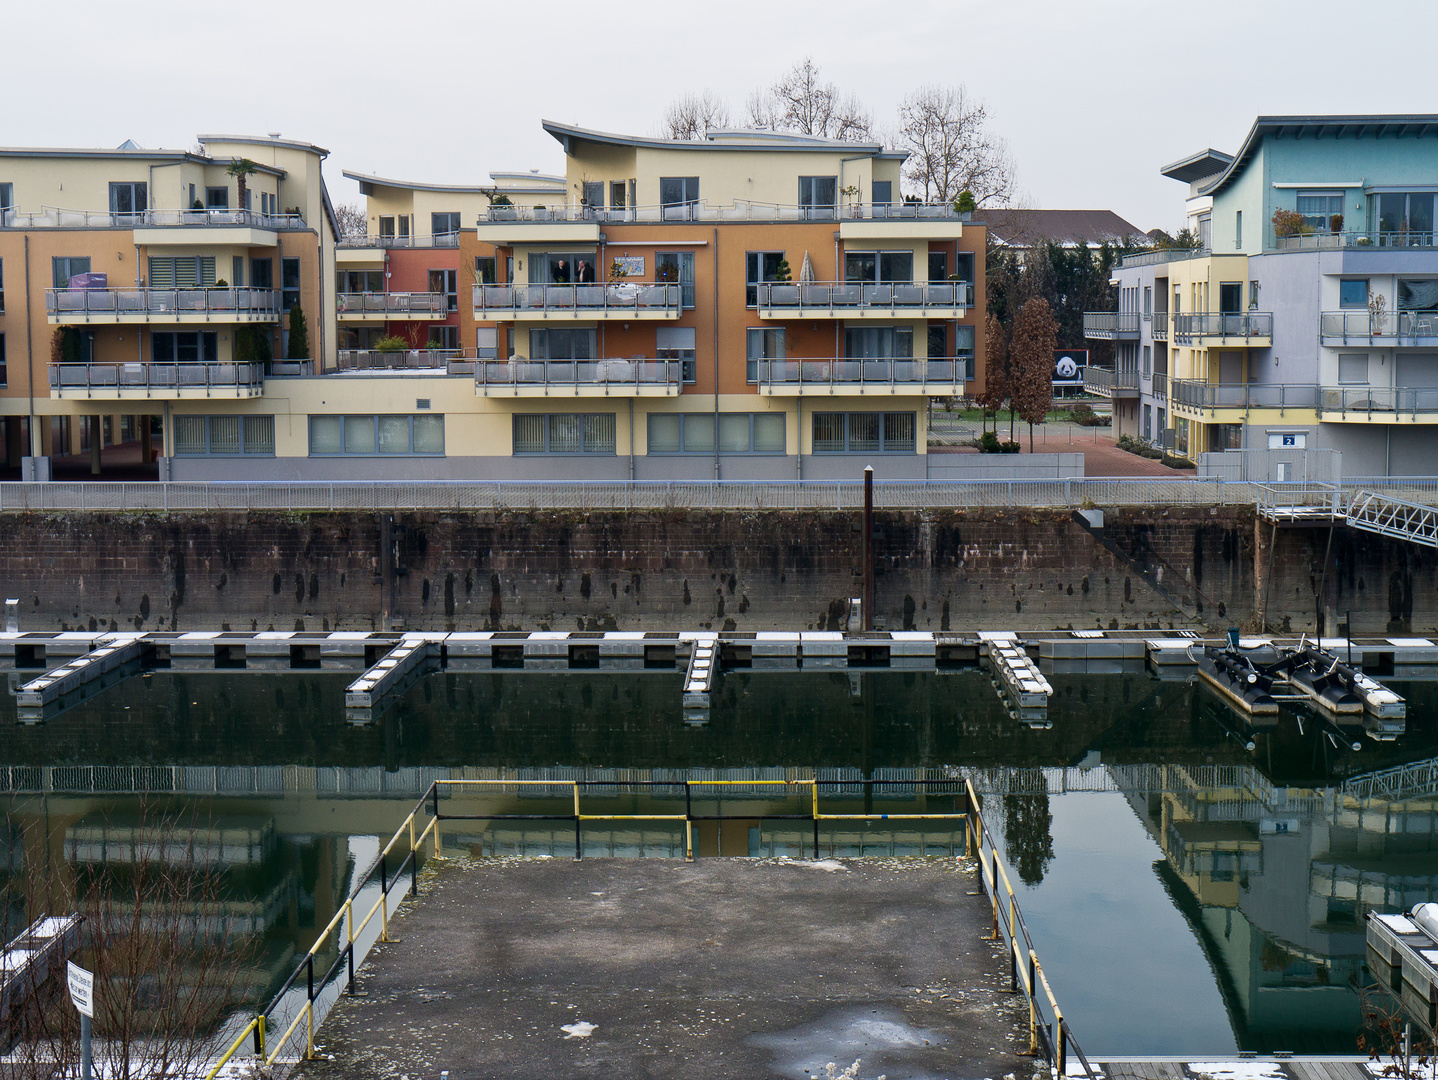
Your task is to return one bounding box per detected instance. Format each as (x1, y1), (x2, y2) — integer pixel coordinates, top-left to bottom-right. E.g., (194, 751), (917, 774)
(0, 134), (337, 478)
(1086, 115), (1438, 476)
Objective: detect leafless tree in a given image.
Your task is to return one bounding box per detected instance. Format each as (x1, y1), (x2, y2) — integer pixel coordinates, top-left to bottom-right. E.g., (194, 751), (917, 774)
(1010, 298), (1059, 452)
(746, 58), (873, 141)
(661, 91), (731, 140)
(897, 85), (1016, 206)
(978, 313), (1012, 438)
(333, 202), (367, 239)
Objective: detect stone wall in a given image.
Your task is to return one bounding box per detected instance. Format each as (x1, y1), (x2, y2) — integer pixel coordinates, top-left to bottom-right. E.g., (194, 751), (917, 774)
(0, 508), (1430, 636)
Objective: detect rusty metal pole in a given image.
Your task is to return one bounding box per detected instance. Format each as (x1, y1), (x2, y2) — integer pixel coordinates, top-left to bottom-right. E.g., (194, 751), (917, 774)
(862, 466), (874, 632)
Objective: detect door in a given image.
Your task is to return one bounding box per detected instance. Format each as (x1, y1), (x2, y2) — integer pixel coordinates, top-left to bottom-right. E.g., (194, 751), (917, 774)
(1219, 282), (1243, 335)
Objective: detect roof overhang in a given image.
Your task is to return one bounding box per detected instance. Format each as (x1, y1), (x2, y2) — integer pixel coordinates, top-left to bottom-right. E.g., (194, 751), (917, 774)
(1160, 148), (1234, 184)
(542, 119), (887, 156)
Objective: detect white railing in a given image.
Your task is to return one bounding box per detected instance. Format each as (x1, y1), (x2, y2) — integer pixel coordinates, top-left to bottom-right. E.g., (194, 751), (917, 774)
(2, 206), (304, 229)
(756, 281), (973, 312)
(1319, 386), (1438, 416)
(49, 362), (265, 392)
(1273, 229), (1438, 252)
(336, 292), (448, 316)
(336, 233), (460, 249)
(336, 350), (467, 373)
(755, 357), (972, 390)
(1172, 312), (1273, 340)
(476, 359), (682, 391)
(1118, 247), (1209, 269)
(479, 200), (973, 224)
(46, 287), (280, 318)
(1319, 310), (1438, 341)
(473, 282), (680, 315)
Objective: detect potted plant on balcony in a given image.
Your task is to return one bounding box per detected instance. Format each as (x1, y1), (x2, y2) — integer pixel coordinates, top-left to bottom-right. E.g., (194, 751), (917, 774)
(841, 183), (862, 217)
(1330, 213), (1344, 235)
(1271, 208), (1310, 243)
(1369, 291), (1389, 336)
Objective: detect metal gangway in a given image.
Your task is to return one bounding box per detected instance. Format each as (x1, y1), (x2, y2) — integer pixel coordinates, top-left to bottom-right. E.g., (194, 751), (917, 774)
(1257, 483), (1438, 548)
(1341, 754), (1438, 802)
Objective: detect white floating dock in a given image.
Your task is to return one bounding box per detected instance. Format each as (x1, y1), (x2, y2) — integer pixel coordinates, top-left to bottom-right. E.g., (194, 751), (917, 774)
(987, 640), (1052, 711)
(15, 636), (148, 719)
(344, 637), (439, 711)
(682, 635), (718, 717)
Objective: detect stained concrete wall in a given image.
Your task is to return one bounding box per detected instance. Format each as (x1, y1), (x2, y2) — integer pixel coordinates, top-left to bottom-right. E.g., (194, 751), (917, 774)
(0, 508), (1430, 636)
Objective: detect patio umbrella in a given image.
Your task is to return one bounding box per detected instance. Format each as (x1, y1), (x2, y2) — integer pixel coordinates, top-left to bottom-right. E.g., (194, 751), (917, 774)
(799, 251), (814, 283)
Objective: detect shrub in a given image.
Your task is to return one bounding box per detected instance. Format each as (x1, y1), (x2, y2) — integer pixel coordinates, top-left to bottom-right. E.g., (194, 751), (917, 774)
(1000, 440), (1021, 453)
(1272, 208), (1311, 239)
(978, 430), (1002, 453)
(374, 336), (409, 353)
(287, 303), (310, 359)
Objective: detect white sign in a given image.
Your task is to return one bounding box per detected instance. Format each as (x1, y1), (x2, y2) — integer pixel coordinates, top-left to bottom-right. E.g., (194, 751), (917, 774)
(67, 961), (94, 1018)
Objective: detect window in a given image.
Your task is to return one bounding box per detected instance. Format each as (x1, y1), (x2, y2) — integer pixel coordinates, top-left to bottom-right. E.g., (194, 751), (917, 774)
(927, 324), (947, 357)
(1142, 345), (1151, 378)
(845, 326), (912, 358)
(340, 270), (383, 293)
(173, 415), (274, 456)
(655, 251), (695, 306)
(529, 328), (596, 359)
(845, 251), (913, 283)
(1297, 190), (1344, 231)
(152, 331), (219, 363)
(1338, 353), (1369, 384)
(379, 215), (395, 238)
(309, 414), (444, 456)
(1376, 192), (1435, 241)
(872, 180), (892, 206)
(1250, 280), (1260, 309)
(429, 269), (458, 311)
(1340, 279), (1368, 308)
(953, 324), (976, 379)
(1397, 279), (1438, 312)
(476, 327), (498, 359)
(431, 212), (461, 239)
(512, 413), (615, 455)
(1235, 210), (1242, 249)
(927, 252), (948, 284)
(648, 413), (785, 454)
(232, 256), (245, 288)
(428, 326), (459, 351)
(259, 192), (275, 216)
(659, 176), (700, 215)
(1143, 404), (1152, 440)
(812, 412), (916, 453)
(1143, 286), (1152, 318)
(656, 326), (696, 383)
(108, 181), (147, 218)
(52, 257), (91, 290)
(798, 176), (837, 216)
(0, 258), (4, 313)
(529, 251), (598, 284)
(205, 186), (229, 209)
(609, 181), (627, 210)
(1198, 214), (1211, 250)
(581, 182), (604, 209)
(474, 256), (498, 284)
(746, 327), (785, 382)
(282, 258), (301, 311)
(0, 183), (11, 213)
(746, 251), (786, 306)
(250, 258), (273, 290)
(1219, 282), (1242, 314)
(149, 256), (216, 288)
(0, 333), (5, 387)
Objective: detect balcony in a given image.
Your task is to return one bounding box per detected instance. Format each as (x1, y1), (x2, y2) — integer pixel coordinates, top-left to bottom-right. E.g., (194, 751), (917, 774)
(1318, 385), (1438, 422)
(336, 350), (473, 375)
(476, 358), (683, 397)
(336, 232), (461, 250)
(336, 292), (448, 321)
(1169, 380), (1319, 416)
(4, 206), (304, 232)
(1153, 372), (1168, 399)
(1319, 310), (1438, 347)
(755, 281), (973, 319)
(1082, 366), (1139, 398)
(1272, 228), (1438, 252)
(1151, 312), (1169, 340)
(472, 283), (681, 321)
(1119, 247), (1209, 269)
(48, 362), (265, 400)
(753, 357), (972, 396)
(1082, 313), (1140, 340)
(478, 200), (971, 225)
(46, 288), (280, 324)
(1172, 312), (1273, 346)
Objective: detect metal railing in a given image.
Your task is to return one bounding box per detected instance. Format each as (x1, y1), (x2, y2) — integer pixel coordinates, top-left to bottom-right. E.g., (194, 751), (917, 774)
(1170, 380), (1320, 410)
(49, 361), (265, 393)
(2, 206), (304, 230)
(756, 357), (973, 391)
(336, 349), (468, 373)
(1081, 312), (1140, 336)
(1151, 311), (1169, 339)
(45, 287), (280, 319)
(1273, 228), (1438, 252)
(472, 282), (680, 315)
(336, 232), (460, 248)
(1082, 367), (1139, 395)
(1118, 247), (1209, 269)
(476, 358), (682, 391)
(1152, 371), (1168, 398)
(1254, 483), (1347, 520)
(1319, 310), (1438, 341)
(756, 280), (973, 313)
(1319, 386), (1438, 417)
(1172, 312), (1273, 340)
(479, 200), (973, 224)
(1348, 489), (1438, 547)
(336, 292), (447, 316)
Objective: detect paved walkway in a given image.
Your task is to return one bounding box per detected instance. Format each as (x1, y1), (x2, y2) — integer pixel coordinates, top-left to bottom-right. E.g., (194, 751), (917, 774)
(930, 423), (1196, 478)
(296, 857), (1034, 1080)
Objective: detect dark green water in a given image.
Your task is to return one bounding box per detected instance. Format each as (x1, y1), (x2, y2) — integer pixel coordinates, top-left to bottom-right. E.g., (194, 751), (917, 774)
(2, 666), (1436, 1055)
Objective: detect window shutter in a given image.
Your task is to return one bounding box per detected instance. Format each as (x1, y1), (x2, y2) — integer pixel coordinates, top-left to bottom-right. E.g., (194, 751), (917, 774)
(149, 258), (174, 288)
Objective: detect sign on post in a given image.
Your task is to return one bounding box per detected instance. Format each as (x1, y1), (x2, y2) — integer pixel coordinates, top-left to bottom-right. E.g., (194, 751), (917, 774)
(67, 961), (94, 1018)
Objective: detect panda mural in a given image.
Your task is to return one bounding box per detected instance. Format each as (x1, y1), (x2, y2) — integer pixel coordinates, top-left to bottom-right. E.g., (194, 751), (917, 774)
(1052, 348), (1088, 398)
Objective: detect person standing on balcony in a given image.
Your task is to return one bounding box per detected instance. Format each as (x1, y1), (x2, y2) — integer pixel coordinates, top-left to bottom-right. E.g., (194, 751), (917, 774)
(554, 259), (570, 283)
(578, 260), (595, 284)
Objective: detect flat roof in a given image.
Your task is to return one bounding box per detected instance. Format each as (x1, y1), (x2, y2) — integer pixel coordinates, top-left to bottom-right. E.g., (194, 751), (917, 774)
(543, 119), (899, 159)
(343, 170), (564, 197)
(0, 145), (285, 178)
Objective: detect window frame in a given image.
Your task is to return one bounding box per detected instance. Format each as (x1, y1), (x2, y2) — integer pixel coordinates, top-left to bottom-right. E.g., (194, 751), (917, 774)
(745, 251), (787, 307)
(205, 186), (229, 210)
(1337, 352), (1369, 385)
(797, 176), (837, 216)
(52, 256), (92, 290)
(172, 415), (275, 457)
(647, 412), (786, 455)
(811, 411), (917, 454)
(474, 256), (498, 284)
(281, 257), (301, 312)
(108, 181), (147, 218)
(511, 413), (616, 456)
(308, 414), (446, 457)
(658, 176), (700, 211)
(1339, 279), (1369, 309)
(431, 211), (461, 239)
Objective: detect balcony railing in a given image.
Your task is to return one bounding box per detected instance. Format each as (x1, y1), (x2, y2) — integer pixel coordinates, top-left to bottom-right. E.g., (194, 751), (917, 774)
(1119, 247), (1209, 269)
(1152, 372), (1168, 399)
(3, 206), (304, 229)
(46, 288), (280, 320)
(336, 292), (448, 316)
(479, 200), (973, 224)
(1169, 380), (1319, 410)
(1082, 312), (1140, 338)
(49, 362), (265, 393)
(1172, 312), (1273, 341)
(754, 357), (974, 391)
(476, 358), (683, 391)
(755, 281), (974, 313)
(336, 233), (460, 249)
(1082, 367), (1139, 396)
(473, 282), (681, 315)
(336, 350), (472, 375)
(1151, 312), (1169, 339)
(1273, 229), (1438, 252)
(1319, 386), (1438, 417)
(1319, 310), (1438, 342)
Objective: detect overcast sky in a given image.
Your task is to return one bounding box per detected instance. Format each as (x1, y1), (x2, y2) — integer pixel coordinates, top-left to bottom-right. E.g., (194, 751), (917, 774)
(8, 0), (1436, 231)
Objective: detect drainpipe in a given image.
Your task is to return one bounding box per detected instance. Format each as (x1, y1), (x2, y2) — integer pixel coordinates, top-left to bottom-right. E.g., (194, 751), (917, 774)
(23, 236), (35, 458)
(712, 227), (719, 480)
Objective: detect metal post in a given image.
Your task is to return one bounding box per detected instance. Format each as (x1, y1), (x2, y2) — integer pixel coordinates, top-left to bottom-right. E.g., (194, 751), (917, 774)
(432, 784), (443, 857)
(1027, 954), (1038, 1055)
(990, 849), (1000, 939)
(346, 898), (356, 994)
(574, 816), (582, 860)
(253, 1013), (266, 1057)
(379, 853), (389, 942)
(1009, 894), (1018, 992)
(1056, 1019), (1067, 1078)
(409, 816), (419, 897)
(80, 1013), (91, 1080)
(305, 953), (315, 1057)
(862, 467), (874, 632)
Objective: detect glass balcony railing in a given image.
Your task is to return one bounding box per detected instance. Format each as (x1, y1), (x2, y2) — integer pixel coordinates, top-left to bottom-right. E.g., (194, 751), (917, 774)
(1172, 312), (1273, 341)
(752, 357), (973, 390)
(336, 350), (471, 374)
(473, 282), (681, 315)
(1319, 386), (1438, 416)
(1082, 367), (1139, 395)
(1151, 312), (1169, 339)
(3, 207), (304, 229)
(1319, 310), (1438, 341)
(1153, 372), (1168, 399)
(336, 232), (460, 249)
(1169, 381), (1319, 410)
(49, 361), (266, 392)
(476, 358), (683, 391)
(46, 288), (280, 319)
(1273, 229), (1438, 251)
(478, 201), (974, 224)
(336, 292), (448, 316)
(1082, 313), (1140, 337)
(755, 281), (973, 312)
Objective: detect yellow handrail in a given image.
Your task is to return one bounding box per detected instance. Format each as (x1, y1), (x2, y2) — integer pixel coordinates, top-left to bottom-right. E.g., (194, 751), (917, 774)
(203, 1015), (263, 1080)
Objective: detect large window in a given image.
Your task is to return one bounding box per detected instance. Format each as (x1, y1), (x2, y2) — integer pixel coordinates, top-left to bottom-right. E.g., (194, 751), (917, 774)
(1296, 190), (1344, 232)
(648, 413), (785, 454)
(1338, 353), (1369, 384)
(746, 327), (785, 382)
(845, 326), (912, 358)
(659, 176), (700, 215)
(656, 326), (696, 383)
(581, 182), (604, 209)
(281, 258), (301, 311)
(108, 181), (147, 218)
(872, 180), (892, 206)
(1340, 279), (1368, 308)
(0, 183), (11, 213)
(476, 327), (498, 359)
(250, 258), (273, 291)
(52, 256), (91, 290)
(746, 251), (786, 306)
(655, 251), (695, 306)
(152, 332), (219, 363)
(173, 415), (274, 456)
(1397, 279), (1438, 312)
(431, 212), (461, 239)
(798, 176), (836, 216)
(340, 270), (384, 293)
(928, 251), (947, 284)
(474, 256), (498, 284)
(512, 413), (615, 455)
(529, 328), (596, 359)
(529, 251), (599, 285)
(844, 251), (913, 283)
(812, 412), (916, 453)
(205, 186), (228, 209)
(429, 268), (458, 311)
(149, 256), (216, 288)
(1376, 192), (1435, 241)
(309, 414), (445, 456)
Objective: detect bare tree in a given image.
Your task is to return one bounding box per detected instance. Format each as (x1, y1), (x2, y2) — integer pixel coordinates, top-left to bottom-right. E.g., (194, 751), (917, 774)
(897, 85), (1016, 206)
(978, 313), (1013, 441)
(661, 91), (731, 140)
(333, 202), (367, 239)
(747, 58), (873, 141)
(1010, 298), (1058, 452)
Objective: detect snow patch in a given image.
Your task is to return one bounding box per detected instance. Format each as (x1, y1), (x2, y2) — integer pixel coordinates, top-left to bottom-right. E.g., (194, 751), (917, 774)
(1188, 1063), (1288, 1080)
(561, 1021), (596, 1039)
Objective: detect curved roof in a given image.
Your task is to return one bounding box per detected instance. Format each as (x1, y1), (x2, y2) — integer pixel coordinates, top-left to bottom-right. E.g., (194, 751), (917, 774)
(1160, 148), (1233, 184)
(542, 119), (893, 156)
